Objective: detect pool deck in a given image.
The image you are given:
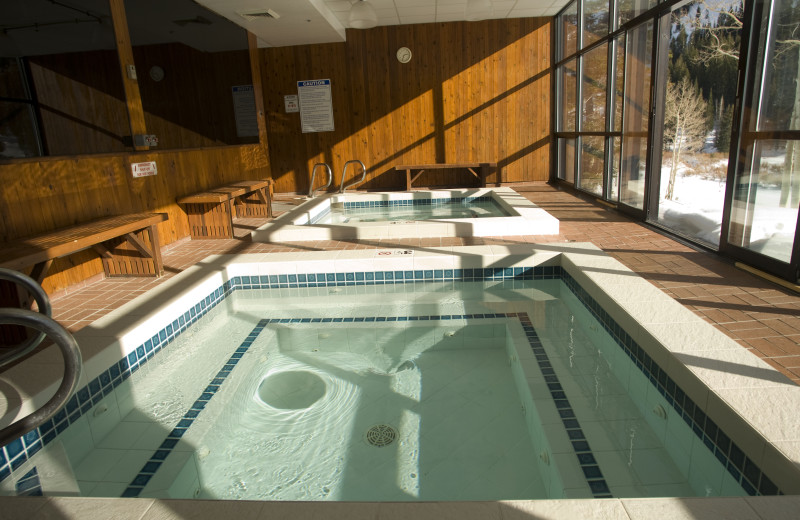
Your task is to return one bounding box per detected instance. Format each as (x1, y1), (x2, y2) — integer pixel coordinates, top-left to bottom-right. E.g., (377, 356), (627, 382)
(3, 183), (799, 519)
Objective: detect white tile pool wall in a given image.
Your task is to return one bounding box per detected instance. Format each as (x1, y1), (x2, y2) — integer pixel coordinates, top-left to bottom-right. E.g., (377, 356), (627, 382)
(506, 319), (566, 498)
(1, 245), (799, 509)
(251, 188), (560, 242)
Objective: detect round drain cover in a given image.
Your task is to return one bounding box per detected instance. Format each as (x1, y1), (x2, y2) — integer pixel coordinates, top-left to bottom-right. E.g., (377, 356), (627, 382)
(366, 424), (397, 447)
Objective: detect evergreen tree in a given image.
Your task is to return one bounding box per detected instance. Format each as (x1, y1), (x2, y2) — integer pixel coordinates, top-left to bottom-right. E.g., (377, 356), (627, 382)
(716, 102), (734, 153)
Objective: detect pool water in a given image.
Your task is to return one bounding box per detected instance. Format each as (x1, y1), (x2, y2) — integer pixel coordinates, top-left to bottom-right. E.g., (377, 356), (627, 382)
(314, 199), (510, 224)
(64, 279), (747, 500)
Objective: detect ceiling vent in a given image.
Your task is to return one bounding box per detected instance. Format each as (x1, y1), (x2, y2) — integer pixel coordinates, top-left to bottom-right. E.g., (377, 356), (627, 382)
(237, 9), (280, 21)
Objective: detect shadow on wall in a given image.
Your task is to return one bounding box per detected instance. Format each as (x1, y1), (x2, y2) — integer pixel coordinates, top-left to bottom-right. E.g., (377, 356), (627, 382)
(262, 19), (552, 194)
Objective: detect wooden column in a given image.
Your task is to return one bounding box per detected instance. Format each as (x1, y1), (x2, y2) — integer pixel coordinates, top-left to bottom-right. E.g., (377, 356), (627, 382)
(109, 0), (149, 151)
(248, 31), (270, 154)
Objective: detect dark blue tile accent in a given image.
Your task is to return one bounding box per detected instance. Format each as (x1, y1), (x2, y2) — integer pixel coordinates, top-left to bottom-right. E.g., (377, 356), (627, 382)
(4, 439), (24, 460)
(122, 487), (143, 497)
(160, 439), (179, 450)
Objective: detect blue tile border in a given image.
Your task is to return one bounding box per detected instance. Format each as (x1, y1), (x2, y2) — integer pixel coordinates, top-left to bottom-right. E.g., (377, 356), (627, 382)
(560, 271), (782, 497)
(14, 466), (42, 497)
(0, 264), (782, 499)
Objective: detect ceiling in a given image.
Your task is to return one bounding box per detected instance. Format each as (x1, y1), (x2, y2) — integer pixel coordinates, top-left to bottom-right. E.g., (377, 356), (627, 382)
(197, 0), (567, 48)
(0, 0), (567, 56)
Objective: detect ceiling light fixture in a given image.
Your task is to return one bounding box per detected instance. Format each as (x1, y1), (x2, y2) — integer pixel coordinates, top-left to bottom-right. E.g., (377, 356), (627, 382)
(349, 0), (378, 29)
(465, 0), (493, 21)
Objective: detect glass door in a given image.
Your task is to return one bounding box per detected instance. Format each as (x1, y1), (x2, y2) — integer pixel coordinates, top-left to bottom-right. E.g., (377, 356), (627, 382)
(649, 0), (744, 248)
(723, 0), (800, 280)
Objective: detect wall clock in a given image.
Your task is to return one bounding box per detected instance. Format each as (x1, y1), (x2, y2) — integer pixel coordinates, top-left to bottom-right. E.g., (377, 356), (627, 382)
(396, 47), (412, 64)
(149, 66), (165, 82)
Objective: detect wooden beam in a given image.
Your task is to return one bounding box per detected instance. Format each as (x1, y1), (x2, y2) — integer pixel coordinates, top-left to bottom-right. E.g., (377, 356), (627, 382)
(109, 0), (148, 151)
(125, 232), (153, 258)
(92, 244), (113, 260)
(29, 260), (53, 285)
(247, 31), (270, 153)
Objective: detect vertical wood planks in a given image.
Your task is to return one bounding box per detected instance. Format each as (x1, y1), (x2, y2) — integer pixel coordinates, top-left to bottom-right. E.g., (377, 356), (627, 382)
(259, 19), (552, 194)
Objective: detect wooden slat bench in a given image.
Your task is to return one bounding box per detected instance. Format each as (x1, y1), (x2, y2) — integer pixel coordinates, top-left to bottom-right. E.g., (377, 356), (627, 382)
(395, 163), (498, 190)
(177, 179), (274, 239)
(0, 212), (168, 285)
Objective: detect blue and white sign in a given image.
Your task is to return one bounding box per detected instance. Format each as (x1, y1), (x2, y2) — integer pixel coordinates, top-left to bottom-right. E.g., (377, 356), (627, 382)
(232, 85), (259, 137)
(297, 79), (334, 133)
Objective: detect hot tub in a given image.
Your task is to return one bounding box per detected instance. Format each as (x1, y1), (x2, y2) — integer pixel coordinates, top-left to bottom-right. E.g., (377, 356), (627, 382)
(251, 188), (559, 242)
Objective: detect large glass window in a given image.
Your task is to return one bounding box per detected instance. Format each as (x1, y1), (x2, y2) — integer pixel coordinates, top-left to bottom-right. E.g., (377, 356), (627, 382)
(581, 43), (608, 132)
(617, 0), (658, 28)
(653, 0), (743, 248)
(583, 0), (609, 47)
(611, 35), (625, 132)
(554, 0), (798, 281)
(729, 140), (798, 262)
(562, 2), (579, 58)
(728, 0), (799, 267)
(559, 138), (577, 182)
(560, 60), (578, 132)
(619, 20), (653, 210)
(579, 136), (606, 195)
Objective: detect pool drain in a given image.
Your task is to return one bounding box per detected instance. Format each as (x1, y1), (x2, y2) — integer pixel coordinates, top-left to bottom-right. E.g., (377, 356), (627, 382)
(366, 424), (397, 447)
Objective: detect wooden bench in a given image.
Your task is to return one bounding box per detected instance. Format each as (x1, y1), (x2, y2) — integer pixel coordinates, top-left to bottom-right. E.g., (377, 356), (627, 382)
(0, 212), (168, 284)
(177, 179), (274, 239)
(395, 163), (498, 190)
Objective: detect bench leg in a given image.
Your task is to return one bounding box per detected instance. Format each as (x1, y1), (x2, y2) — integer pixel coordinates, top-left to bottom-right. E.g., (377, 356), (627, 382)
(185, 202), (235, 239)
(148, 224), (164, 276)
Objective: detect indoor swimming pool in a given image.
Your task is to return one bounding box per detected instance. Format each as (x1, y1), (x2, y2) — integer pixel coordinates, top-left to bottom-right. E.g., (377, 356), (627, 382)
(0, 245), (797, 505)
(251, 188), (559, 242)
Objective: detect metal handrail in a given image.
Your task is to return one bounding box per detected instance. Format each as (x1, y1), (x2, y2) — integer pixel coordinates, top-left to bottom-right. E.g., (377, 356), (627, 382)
(308, 162), (333, 198)
(0, 268), (82, 447)
(0, 309), (82, 446)
(339, 160), (367, 193)
(0, 268), (52, 366)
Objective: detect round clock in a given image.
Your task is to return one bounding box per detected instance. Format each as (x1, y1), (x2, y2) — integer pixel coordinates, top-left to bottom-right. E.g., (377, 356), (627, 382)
(396, 47), (412, 64)
(149, 66), (165, 82)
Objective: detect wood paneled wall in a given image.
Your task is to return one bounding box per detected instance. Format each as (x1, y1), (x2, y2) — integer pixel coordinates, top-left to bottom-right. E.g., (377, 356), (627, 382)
(0, 144), (269, 294)
(261, 19), (551, 193)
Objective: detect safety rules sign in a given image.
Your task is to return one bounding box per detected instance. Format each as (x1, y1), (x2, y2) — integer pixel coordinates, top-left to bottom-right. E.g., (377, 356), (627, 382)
(297, 79), (334, 133)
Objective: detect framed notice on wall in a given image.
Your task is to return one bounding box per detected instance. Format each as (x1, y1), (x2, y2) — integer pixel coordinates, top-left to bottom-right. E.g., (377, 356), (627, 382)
(231, 85), (259, 137)
(297, 79), (334, 133)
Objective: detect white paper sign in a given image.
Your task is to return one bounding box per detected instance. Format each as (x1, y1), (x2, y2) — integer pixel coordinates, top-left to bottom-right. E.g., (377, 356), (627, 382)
(232, 85), (259, 137)
(298, 79), (334, 133)
(131, 161), (157, 178)
(284, 94), (299, 113)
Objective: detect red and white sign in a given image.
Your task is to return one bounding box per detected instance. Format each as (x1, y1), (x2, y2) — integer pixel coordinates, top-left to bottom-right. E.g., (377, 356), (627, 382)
(131, 161), (157, 178)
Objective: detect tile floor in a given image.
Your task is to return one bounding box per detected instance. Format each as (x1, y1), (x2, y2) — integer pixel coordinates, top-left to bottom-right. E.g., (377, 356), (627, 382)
(46, 184), (800, 386)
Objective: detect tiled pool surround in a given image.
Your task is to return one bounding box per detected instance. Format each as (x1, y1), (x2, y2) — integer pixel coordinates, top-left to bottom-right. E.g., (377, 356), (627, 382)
(1, 245), (798, 502)
(251, 188), (559, 242)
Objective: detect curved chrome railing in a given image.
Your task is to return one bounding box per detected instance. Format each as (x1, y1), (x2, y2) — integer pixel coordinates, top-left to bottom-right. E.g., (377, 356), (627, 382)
(0, 269), (82, 447)
(308, 163), (333, 198)
(339, 160), (367, 193)
(0, 269), (52, 365)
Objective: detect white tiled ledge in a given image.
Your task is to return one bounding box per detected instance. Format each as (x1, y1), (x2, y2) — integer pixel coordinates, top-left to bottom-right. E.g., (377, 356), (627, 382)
(0, 496), (798, 519)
